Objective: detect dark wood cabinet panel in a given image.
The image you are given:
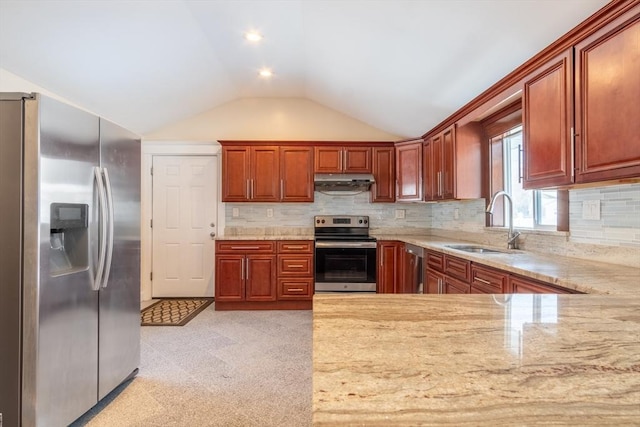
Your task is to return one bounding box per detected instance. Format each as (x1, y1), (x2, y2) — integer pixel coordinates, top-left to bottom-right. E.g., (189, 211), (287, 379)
(444, 255), (471, 282)
(314, 146), (343, 173)
(343, 146), (372, 173)
(371, 147), (395, 202)
(278, 254), (313, 276)
(575, 11), (640, 183)
(510, 275), (575, 294)
(444, 276), (471, 294)
(215, 255), (245, 302)
(280, 146), (313, 202)
(441, 126), (456, 199)
(314, 146), (372, 173)
(377, 241), (403, 293)
(277, 241), (314, 253)
(425, 269), (443, 294)
(277, 277), (313, 300)
(426, 250), (444, 272)
(245, 255), (277, 301)
(221, 147), (250, 201)
(471, 264), (508, 294)
(250, 146), (280, 201)
(217, 241), (275, 253)
(523, 49), (574, 189)
(422, 139), (435, 201)
(396, 141), (423, 201)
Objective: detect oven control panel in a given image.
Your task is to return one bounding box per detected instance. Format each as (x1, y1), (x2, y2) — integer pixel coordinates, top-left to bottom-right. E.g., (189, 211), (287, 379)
(314, 215), (369, 227)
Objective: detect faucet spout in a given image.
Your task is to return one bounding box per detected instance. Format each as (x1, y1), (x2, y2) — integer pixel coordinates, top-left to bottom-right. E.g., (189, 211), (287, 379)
(486, 190), (519, 249)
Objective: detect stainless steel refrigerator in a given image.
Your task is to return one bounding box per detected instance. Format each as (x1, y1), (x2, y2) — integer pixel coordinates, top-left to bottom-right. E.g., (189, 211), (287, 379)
(0, 93), (141, 427)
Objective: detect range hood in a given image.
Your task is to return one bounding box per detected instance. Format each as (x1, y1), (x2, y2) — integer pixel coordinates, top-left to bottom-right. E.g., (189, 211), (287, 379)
(314, 173), (375, 192)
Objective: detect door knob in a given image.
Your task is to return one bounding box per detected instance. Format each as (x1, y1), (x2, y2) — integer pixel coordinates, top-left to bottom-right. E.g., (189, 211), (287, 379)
(210, 232), (216, 238)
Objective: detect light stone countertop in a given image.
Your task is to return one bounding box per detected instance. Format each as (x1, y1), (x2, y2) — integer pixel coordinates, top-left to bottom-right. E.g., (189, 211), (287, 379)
(372, 233), (640, 296)
(313, 294), (640, 426)
(216, 235), (315, 240)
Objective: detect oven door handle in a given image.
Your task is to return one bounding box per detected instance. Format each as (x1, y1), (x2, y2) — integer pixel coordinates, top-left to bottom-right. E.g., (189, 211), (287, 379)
(315, 241), (377, 249)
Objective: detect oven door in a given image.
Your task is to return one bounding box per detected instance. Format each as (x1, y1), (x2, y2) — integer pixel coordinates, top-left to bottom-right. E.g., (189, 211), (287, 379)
(314, 240), (377, 292)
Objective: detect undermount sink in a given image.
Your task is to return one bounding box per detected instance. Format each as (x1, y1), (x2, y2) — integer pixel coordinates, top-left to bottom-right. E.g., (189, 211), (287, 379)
(445, 245), (507, 254)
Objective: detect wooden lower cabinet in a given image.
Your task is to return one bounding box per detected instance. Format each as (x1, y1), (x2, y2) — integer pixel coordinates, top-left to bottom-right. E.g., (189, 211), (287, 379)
(510, 275), (576, 294)
(443, 276), (471, 294)
(471, 264), (509, 294)
(215, 240), (313, 310)
(377, 241), (404, 293)
(425, 269), (444, 294)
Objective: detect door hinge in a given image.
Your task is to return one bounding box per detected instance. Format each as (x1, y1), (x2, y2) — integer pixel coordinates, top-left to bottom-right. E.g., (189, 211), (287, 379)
(150, 272), (153, 281)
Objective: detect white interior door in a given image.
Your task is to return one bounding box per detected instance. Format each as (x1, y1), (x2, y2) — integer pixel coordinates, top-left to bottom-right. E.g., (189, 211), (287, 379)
(152, 155), (217, 297)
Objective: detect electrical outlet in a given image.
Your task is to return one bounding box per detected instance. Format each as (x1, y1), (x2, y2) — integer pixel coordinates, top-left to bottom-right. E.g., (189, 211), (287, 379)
(395, 209), (405, 219)
(267, 208), (273, 218)
(582, 200), (600, 220)
(232, 207), (239, 218)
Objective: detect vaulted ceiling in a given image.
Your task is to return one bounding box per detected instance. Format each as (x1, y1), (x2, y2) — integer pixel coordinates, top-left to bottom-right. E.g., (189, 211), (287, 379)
(0, 0), (608, 137)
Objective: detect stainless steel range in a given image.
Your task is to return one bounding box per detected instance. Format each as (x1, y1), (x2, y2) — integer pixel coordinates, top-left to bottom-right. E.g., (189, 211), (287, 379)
(314, 215), (377, 292)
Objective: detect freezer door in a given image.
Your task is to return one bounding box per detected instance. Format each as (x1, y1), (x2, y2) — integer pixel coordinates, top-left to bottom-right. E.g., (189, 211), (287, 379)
(25, 95), (101, 426)
(98, 118), (141, 399)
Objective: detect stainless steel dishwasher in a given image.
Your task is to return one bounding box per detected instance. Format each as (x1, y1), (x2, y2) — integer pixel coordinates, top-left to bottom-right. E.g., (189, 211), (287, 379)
(404, 243), (424, 294)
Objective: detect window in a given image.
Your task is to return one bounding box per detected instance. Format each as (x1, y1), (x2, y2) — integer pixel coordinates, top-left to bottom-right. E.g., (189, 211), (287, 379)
(491, 125), (557, 229)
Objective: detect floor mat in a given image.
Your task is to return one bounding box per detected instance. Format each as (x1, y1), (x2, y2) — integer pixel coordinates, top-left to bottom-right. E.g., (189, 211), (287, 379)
(141, 298), (214, 326)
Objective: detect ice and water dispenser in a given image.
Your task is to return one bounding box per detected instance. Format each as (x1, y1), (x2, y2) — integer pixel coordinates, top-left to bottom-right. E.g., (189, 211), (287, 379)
(49, 203), (89, 275)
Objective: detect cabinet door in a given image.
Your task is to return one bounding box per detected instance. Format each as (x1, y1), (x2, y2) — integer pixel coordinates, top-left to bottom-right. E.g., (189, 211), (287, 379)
(523, 49), (573, 189)
(425, 269), (443, 294)
(575, 12), (640, 183)
(314, 147), (343, 173)
(371, 147), (395, 202)
(377, 241), (400, 293)
(444, 276), (471, 294)
(510, 276), (573, 294)
(396, 142), (423, 201)
(245, 255), (277, 301)
(423, 139), (435, 201)
(281, 146), (314, 202)
(215, 255), (245, 301)
(222, 146), (250, 201)
(250, 146), (280, 201)
(277, 277), (313, 300)
(432, 134), (444, 199)
(441, 126), (456, 199)
(343, 146), (372, 173)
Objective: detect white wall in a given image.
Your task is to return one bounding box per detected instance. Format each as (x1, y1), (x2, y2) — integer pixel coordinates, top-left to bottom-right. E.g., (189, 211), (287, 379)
(144, 97), (400, 141)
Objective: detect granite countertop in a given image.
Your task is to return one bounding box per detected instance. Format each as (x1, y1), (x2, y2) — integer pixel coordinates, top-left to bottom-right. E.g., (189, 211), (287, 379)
(313, 294), (640, 426)
(216, 235), (314, 240)
(373, 233), (640, 296)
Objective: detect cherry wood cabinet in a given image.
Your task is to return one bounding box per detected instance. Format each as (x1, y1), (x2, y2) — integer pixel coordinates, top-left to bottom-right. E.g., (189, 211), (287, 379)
(443, 276), (471, 294)
(314, 146), (372, 173)
(280, 146), (314, 202)
(425, 269), (444, 294)
(523, 49), (574, 189)
(221, 146), (279, 202)
(377, 241), (404, 293)
(443, 254), (471, 283)
(371, 147), (395, 203)
(510, 275), (576, 294)
(222, 144), (313, 203)
(215, 241), (277, 303)
(423, 123), (482, 201)
(277, 241), (314, 300)
(425, 250), (471, 294)
(395, 140), (423, 201)
(523, 6), (640, 188)
(471, 264), (509, 294)
(574, 9), (640, 183)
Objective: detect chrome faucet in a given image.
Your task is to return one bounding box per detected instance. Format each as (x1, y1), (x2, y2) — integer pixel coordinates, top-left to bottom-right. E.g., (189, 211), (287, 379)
(486, 190), (520, 249)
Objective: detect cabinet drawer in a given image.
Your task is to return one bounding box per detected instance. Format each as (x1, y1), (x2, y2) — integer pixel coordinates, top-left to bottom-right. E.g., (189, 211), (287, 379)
(278, 278), (313, 300)
(510, 275), (576, 294)
(444, 276), (470, 294)
(426, 251), (444, 272)
(216, 241), (275, 254)
(444, 255), (470, 282)
(278, 255), (313, 276)
(471, 264), (508, 294)
(277, 240), (314, 253)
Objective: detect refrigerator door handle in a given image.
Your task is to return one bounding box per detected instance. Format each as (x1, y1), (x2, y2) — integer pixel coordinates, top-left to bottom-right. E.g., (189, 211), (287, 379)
(94, 166), (108, 291)
(101, 167), (115, 288)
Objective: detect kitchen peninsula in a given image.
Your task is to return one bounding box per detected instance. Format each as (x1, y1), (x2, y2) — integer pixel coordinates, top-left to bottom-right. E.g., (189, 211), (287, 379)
(313, 294), (640, 425)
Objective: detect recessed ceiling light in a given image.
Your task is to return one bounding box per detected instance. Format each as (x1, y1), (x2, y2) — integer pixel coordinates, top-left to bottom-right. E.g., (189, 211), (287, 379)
(259, 68), (273, 78)
(245, 31), (262, 42)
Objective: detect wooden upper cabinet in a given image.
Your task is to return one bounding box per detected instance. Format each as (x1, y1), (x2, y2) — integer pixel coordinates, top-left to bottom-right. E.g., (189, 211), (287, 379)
(395, 141), (423, 201)
(251, 146), (280, 201)
(422, 138), (435, 201)
(314, 146), (372, 173)
(222, 146), (250, 201)
(575, 10), (640, 183)
(280, 146), (314, 202)
(371, 147), (395, 203)
(523, 49), (574, 189)
(441, 126), (456, 199)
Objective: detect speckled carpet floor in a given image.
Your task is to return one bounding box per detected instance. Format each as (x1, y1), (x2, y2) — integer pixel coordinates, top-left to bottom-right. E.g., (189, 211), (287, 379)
(71, 304), (312, 426)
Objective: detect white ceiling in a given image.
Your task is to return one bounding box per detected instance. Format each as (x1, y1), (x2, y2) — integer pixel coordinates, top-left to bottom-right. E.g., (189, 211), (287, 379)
(0, 0), (608, 137)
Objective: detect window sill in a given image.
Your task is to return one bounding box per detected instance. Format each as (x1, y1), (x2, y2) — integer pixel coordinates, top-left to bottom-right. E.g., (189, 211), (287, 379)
(483, 226), (569, 238)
